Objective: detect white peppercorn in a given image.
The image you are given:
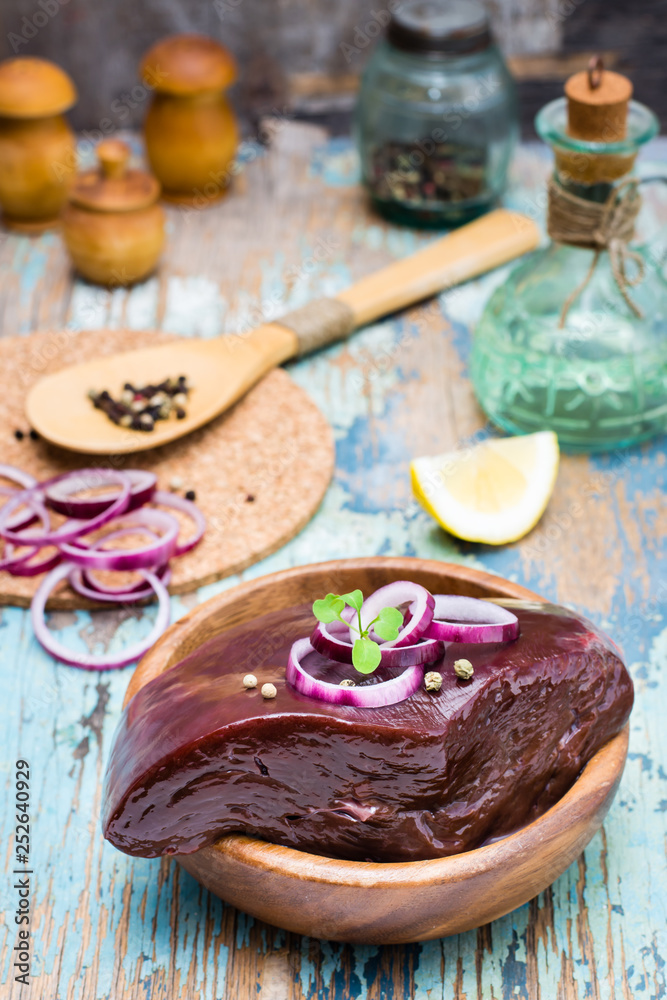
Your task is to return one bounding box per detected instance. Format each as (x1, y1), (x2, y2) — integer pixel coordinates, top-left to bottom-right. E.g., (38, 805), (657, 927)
(454, 658), (474, 680)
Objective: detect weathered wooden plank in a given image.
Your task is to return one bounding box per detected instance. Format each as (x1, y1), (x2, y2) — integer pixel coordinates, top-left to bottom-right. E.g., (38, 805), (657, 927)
(0, 125), (665, 999)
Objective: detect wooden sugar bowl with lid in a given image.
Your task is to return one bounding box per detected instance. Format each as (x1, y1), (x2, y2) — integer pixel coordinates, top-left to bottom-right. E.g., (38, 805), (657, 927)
(0, 57), (77, 231)
(140, 34), (239, 205)
(61, 139), (165, 286)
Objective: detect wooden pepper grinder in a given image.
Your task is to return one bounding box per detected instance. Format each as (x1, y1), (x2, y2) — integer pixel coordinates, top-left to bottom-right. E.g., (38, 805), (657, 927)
(557, 57), (634, 184)
(140, 34), (239, 205)
(0, 57), (77, 231)
(61, 139), (165, 286)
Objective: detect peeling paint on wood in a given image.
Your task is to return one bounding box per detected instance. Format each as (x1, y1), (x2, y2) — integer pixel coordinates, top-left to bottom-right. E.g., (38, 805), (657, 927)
(0, 124), (665, 999)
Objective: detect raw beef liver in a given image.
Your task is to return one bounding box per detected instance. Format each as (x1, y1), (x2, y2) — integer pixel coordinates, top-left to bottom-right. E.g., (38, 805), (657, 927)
(103, 601), (633, 862)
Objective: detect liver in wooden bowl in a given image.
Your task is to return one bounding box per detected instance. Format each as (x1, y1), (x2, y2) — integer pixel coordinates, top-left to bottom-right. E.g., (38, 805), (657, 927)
(103, 557), (632, 943)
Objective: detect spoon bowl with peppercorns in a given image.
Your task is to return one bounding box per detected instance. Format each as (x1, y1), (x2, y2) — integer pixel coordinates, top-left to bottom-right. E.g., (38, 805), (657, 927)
(108, 556), (631, 944)
(25, 209), (538, 454)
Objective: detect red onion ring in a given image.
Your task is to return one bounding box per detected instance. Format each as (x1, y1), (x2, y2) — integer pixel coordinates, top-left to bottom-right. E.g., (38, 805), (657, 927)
(426, 595), (520, 643)
(0, 483), (42, 532)
(0, 464), (38, 490)
(0, 500), (51, 573)
(357, 581), (435, 648)
(0, 470), (131, 546)
(5, 546), (61, 577)
(31, 561), (171, 669)
(311, 619), (444, 667)
(44, 469), (157, 518)
(287, 638), (423, 708)
(78, 525), (161, 595)
(151, 489), (205, 556)
(58, 508), (180, 571)
(76, 524), (166, 597)
(68, 564), (172, 603)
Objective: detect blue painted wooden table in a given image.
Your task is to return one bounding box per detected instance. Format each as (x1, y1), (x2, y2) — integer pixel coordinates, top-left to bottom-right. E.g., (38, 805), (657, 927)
(1, 125), (665, 999)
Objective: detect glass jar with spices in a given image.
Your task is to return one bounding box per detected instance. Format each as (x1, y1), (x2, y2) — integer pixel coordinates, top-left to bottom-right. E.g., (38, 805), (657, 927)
(355, 0), (518, 227)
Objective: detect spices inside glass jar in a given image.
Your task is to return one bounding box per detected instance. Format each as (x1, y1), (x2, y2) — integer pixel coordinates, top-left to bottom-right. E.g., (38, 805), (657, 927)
(356, 0), (518, 227)
(370, 141), (487, 209)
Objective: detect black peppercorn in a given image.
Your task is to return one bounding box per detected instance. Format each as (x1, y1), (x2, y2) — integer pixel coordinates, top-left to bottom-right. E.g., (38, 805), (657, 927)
(29, 429), (39, 441)
(14, 429), (24, 440)
(185, 489), (196, 501)
(89, 375), (191, 432)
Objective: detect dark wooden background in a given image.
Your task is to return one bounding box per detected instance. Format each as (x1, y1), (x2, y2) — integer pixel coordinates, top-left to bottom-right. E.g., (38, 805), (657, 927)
(1, 0), (666, 136)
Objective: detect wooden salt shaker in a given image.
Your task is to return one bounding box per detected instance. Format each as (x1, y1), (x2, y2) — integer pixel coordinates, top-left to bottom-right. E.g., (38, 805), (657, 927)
(557, 58), (634, 184)
(140, 34), (239, 205)
(0, 57), (77, 231)
(61, 139), (165, 286)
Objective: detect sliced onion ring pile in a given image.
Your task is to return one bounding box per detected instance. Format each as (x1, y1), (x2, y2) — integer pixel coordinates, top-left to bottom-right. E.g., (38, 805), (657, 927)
(0, 462), (206, 670)
(288, 583), (520, 709)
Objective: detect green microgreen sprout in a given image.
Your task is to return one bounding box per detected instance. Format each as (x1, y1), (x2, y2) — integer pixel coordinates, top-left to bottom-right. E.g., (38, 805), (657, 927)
(312, 591), (403, 674)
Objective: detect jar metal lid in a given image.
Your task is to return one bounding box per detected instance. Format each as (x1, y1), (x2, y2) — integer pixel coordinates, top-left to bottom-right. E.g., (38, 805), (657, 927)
(387, 0), (491, 56)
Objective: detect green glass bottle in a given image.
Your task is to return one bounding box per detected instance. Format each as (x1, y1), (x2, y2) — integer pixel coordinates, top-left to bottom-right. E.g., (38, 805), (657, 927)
(471, 79), (665, 452)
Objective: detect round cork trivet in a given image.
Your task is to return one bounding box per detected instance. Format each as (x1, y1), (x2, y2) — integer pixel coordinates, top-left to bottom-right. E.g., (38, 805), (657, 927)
(0, 328), (334, 609)
(565, 69), (632, 143)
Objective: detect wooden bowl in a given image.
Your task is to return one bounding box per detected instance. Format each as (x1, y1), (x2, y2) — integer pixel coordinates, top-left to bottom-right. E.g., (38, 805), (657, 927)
(126, 557), (629, 944)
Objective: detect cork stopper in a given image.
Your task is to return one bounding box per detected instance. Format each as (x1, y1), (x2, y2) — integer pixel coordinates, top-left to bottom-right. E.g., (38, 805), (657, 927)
(565, 57), (633, 143)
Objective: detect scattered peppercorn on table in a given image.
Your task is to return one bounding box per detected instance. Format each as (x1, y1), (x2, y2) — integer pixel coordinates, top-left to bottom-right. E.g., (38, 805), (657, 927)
(0, 125), (665, 1000)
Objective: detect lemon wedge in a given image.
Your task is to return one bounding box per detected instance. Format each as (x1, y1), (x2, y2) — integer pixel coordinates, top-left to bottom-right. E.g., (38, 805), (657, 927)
(411, 431), (559, 545)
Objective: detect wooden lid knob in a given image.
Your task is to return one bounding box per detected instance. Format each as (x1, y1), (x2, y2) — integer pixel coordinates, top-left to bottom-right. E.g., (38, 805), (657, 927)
(97, 139), (130, 179)
(69, 141), (160, 212)
(565, 57), (633, 142)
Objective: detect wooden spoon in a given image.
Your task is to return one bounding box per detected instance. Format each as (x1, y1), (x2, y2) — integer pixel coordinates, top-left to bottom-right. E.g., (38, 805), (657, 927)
(26, 209), (539, 454)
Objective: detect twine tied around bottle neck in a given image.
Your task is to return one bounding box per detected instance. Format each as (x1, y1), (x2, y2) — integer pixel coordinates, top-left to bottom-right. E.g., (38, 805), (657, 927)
(547, 176), (645, 327)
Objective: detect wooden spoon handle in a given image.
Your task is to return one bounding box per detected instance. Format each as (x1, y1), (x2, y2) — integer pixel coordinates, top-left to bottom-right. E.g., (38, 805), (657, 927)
(273, 209), (539, 357)
(336, 208), (539, 328)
